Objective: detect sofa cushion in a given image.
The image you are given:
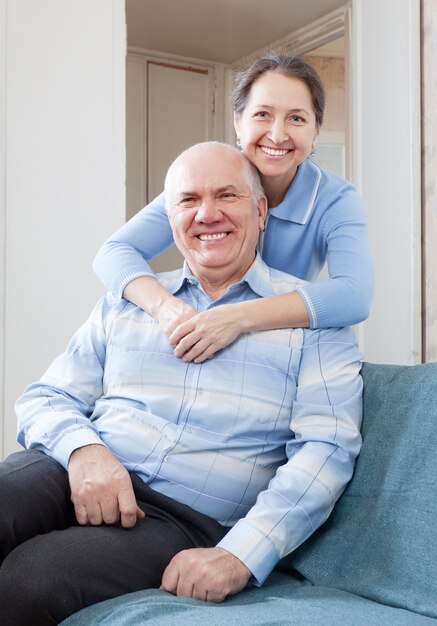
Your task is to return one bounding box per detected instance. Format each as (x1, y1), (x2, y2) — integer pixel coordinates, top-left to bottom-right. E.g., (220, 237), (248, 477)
(289, 362), (437, 619)
(60, 572), (435, 626)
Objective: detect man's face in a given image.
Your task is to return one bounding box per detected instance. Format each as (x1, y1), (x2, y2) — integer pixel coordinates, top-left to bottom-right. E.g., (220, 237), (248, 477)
(166, 146), (267, 287)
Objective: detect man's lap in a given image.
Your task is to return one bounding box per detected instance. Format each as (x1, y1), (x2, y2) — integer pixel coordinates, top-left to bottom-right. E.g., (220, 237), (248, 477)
(0, 449), (226, 626)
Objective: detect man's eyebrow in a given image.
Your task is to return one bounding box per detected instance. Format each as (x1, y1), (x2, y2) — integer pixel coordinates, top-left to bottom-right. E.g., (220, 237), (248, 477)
(216, 185), (242, 194)
(177, 190), (199, 198)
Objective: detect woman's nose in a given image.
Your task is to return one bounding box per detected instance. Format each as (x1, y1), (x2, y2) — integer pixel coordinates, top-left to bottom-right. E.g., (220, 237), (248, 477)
(268, 120), (289, 144)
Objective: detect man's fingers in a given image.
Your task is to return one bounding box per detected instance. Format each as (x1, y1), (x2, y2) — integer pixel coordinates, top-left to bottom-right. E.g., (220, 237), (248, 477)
(100, 494), (121, 525)
(136, 505), (145, 520)
(74, 503), (89, 525)
(161, 560), (180, 594)
(118, 486), (141, 528)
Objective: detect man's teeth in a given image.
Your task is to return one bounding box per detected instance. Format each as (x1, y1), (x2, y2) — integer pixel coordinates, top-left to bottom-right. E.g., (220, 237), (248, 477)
(261, 147), (290, 156)
(198, 233), (227, 241)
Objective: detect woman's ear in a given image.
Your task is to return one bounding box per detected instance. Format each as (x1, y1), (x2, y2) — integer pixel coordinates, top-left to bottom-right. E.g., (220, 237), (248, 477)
(233, 111), (240, 136)
(312, 126), (321, 150)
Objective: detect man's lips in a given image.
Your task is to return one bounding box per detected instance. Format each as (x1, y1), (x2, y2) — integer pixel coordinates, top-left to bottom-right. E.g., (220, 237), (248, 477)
(259, 146), (292, 157)
(197, 232), (229, 241)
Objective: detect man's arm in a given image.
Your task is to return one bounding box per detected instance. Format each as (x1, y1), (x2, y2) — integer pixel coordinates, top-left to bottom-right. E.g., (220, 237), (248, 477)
(16, 296), (143, 528)
(215, 326), (363, 585)
(161, 326), (363, 599)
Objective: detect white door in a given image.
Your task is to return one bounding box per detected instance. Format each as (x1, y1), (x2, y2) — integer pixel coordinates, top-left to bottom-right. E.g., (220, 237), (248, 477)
(126, 55), (215, 271)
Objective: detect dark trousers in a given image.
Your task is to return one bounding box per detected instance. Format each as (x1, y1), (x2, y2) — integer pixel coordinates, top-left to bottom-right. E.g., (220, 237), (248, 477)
(0, 450), (226, 626)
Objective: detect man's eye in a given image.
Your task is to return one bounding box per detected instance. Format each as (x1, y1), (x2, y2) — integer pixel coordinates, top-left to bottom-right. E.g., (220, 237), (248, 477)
(220, 193), (236, 200)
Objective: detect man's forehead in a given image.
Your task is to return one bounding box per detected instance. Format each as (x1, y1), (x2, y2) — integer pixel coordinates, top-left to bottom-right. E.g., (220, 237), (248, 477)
(174, 161), (246, 189)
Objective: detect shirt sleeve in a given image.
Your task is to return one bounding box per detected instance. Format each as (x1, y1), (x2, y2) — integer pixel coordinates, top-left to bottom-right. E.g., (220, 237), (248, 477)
(216, 326), (363, 585)
(296, 185), (374, 328)
(15, 296), (114, 468)
(92, 192), (174, 299)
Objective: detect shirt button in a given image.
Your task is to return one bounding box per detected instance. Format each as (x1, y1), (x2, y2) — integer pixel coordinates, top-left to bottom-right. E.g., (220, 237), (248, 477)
(164, 455), (170, 462)
(185, 427), (192, 433)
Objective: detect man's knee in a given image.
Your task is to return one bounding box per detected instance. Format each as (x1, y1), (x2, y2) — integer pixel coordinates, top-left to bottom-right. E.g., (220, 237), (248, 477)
(0, 450), (73, 563)
(0, 537), (72, 626)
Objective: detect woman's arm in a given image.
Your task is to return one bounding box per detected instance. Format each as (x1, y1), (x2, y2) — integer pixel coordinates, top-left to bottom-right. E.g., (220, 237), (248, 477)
(93, 192), (198, 332)
(93, 192), (173, 299)
(170, 291), (309, 363)
(296, 187), (374, 329)
(124, 276), (198, 337)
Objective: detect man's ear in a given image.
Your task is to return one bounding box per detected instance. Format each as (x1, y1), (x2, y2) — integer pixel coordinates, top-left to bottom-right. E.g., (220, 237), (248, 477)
(257, 195), (268, 231)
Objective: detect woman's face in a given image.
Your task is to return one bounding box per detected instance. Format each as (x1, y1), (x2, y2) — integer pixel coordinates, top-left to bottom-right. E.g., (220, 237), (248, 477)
(234, 71), (320, 188)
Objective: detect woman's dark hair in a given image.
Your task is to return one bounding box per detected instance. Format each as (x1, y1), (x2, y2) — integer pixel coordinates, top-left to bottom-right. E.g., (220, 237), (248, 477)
(232, 52), (325, 128)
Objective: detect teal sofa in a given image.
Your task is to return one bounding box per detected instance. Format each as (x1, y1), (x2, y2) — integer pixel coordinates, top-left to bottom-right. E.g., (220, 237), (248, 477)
(62, 363), (437, 625)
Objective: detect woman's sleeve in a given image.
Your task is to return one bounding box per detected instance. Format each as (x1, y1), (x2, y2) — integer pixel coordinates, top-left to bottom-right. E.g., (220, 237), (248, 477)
(92, 192), (174, 298)
(295, 187), (374, 328)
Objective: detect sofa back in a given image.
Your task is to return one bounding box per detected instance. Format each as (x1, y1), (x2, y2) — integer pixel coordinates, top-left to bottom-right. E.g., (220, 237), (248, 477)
(290, 362), (437, 619)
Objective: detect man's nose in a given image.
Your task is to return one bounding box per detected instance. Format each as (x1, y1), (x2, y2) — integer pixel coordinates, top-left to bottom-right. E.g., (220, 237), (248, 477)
(268, 119), (289, 144)
(194, 200), (221, 223)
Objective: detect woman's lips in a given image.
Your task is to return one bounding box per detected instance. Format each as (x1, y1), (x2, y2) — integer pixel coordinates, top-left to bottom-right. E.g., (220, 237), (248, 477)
(260, 146), (291, 157)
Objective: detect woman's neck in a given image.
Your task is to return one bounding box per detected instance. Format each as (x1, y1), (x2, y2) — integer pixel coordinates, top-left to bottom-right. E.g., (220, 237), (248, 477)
(261, 167), (298, 208)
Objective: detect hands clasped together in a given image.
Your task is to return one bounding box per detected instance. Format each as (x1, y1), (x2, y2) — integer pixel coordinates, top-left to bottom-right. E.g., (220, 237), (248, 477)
(156, 297), (243, 364)
(68, 444), (251, 602)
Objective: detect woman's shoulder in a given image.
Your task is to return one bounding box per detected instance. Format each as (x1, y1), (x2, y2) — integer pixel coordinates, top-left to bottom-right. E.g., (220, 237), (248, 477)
(303, 158), (357, 196)
(302, 160), (365, 219)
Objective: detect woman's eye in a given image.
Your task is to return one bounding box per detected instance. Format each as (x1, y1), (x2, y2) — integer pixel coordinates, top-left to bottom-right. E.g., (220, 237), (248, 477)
(254, 111), (269, 119)
(290, 115), (304, 123)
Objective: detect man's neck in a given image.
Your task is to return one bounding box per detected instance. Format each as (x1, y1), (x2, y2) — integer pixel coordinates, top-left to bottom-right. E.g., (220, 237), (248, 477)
(190, 259), (254, 301)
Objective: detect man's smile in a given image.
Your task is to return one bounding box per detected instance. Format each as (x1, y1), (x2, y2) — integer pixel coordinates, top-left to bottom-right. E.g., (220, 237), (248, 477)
(198, 232), (229, 241)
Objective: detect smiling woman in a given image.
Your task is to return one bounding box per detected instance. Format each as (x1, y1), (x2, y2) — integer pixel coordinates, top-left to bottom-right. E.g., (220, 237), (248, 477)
(233, 71), (320, 207)
(92, 52), (373, 363)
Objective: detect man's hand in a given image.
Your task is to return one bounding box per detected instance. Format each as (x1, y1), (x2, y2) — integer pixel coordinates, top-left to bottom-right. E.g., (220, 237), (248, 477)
(68, 444), (145, 528)
(169, 304), (244, 363)
(160, 547), (252, 603)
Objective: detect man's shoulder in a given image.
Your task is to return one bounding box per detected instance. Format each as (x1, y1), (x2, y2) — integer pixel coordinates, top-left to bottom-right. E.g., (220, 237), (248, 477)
(251, 256), (308, 297)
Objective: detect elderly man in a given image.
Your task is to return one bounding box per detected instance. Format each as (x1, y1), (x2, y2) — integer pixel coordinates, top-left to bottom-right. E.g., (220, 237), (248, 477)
(0, 142), (363, 626)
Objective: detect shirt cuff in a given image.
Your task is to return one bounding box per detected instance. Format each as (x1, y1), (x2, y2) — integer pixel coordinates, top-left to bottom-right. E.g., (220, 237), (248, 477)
(48, 428), (107, 469)
(296, 284), (328, 329)
(216, 519), (280, 586)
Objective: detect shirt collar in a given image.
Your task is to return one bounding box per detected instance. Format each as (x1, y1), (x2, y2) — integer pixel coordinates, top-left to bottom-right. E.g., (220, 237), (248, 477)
(268, 158), (322, 224)
(159, 253), (304, 299)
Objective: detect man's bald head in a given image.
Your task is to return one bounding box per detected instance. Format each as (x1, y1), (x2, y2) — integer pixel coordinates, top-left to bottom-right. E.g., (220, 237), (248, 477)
(164, 142), (264, 208)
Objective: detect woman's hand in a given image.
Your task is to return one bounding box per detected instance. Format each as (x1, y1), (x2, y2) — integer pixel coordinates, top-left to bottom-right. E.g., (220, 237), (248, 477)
(123, 276), (198, 337)
(155, 296), (198, 338)
(169, 303), (244, 363)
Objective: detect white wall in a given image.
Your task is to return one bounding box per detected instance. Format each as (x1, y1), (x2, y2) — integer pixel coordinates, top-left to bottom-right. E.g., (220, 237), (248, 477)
(350, 0), (422, 364)
(0, 0), (126, 458)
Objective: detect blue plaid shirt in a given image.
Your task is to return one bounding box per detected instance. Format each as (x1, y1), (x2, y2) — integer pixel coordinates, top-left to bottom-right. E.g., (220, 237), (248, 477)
(16, 255), (363, 585)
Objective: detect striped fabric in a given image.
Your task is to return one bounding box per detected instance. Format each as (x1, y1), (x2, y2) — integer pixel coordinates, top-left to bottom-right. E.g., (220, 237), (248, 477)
(16, 255), (363, 584)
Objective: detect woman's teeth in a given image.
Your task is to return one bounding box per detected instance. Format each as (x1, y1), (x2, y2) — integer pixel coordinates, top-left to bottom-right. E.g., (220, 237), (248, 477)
(261, 147), (290, 156)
